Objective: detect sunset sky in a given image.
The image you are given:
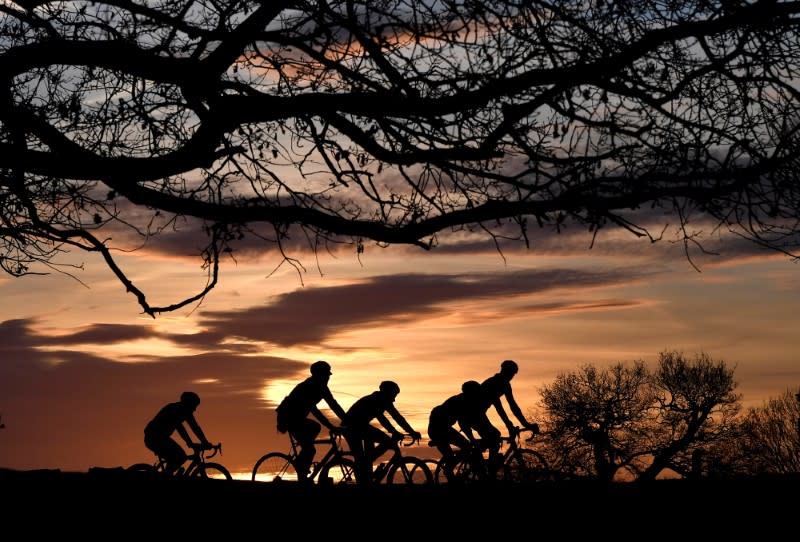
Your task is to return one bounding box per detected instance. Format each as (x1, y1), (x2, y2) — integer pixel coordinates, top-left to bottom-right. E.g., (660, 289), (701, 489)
(1, 217), (798, 480)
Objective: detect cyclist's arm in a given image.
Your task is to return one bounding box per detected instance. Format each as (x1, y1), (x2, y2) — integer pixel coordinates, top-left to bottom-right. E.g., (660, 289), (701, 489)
(505, 391), (534, 429)
(492, 398), (516, 434)
(376, 413), (400, 436)
(310, 406), (338, 431)
(386, 405), (420, 439)
(322, 387), (347, 421)
(457, 417), (477, 441)
(175, 422), (194, 448)
(185, 415), (211, 446)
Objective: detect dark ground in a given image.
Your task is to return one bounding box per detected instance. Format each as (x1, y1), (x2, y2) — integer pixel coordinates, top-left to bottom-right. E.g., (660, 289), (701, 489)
(1, 468), (796, 538)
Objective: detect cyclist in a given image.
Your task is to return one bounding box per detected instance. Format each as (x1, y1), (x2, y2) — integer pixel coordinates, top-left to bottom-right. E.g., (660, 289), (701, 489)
(143, 391), (213, 476)
(275, 360), (347, 481)
(474, 359), (539, 471)
(427, 380), (482, 457)
(343, 380), (422, 484)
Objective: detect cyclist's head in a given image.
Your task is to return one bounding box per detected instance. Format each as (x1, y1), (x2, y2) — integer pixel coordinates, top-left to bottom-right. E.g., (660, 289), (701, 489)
(500, 359), (519, 377)
(180, 391), (200, 409)
(379, 380), (400, 400)
(461, 380), (481, 395)
(310, 360), (332, 377)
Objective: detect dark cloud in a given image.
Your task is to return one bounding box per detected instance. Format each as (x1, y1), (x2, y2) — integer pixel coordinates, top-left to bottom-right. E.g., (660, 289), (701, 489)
(195, 267), (653, 347)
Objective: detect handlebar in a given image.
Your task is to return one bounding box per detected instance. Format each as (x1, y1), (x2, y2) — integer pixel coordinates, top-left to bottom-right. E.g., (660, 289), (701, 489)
(506, 426), (539, 443)
(192, 442), (222, 458)
(393, 433), (421, 447)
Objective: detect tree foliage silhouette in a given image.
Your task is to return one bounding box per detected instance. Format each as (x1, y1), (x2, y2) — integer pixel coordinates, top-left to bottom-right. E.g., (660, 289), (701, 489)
(539, 350), (740, 482)
(2, 1), (800, 315)
(705, 386), (800, 476)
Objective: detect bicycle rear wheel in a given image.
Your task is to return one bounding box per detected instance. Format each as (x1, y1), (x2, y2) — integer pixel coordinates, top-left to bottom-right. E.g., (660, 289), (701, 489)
(319, 457), (358, 484)
(252, 452), (298, 483)
(386, 457), (433, 485)
(126, 463), (160, 475)
(194, 462), (233, 481)
(502, 449), (550, 483)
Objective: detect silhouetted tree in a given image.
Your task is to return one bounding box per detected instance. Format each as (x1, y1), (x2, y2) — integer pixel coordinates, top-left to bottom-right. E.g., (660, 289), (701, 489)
(3, 2), (800, 315)
(539, 350), (740, 481)
(712, 387), (800, 475)
(638, 351), (740, 481)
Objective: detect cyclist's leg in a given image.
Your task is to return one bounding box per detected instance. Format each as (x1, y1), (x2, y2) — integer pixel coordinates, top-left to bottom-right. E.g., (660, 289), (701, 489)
(473, 416), (501, 474)
(369, 427), (394, 460)
(292, 418), (321, 480)
(146, 436), (185, 475)
(448, 427), (471, 452)
(343, 429), (370, 485)
(428, 418), (452, 458)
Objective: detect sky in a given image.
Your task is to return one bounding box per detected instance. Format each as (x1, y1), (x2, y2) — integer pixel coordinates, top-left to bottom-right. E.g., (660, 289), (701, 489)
(1, 217), (799, 480)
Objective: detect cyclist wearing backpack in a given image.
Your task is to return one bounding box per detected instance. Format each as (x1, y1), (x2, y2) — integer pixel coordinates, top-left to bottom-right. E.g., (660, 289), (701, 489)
(144, 391), (213, 476)
(275, 360), (347, 481)
(343, 380), (422, 485)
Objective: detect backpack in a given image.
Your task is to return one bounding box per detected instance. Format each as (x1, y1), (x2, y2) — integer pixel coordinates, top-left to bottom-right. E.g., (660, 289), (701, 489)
(276, 399), (288, 433)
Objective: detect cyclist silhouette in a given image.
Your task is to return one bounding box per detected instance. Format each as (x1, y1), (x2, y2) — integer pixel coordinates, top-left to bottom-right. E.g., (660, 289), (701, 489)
(143, 391), (213, 476)
(275, 360), (347, 481)
(343, 380), (422, 485)
(427, 380), (482, 457)
(474, 360), (539, 470)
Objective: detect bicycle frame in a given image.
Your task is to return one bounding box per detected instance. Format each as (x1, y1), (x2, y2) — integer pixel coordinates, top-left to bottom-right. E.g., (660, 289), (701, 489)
(305, 432), (351, 481)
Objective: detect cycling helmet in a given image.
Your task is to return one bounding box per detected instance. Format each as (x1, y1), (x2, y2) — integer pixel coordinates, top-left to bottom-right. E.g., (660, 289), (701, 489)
(461, 380), (481, 394)
(310, 360), (332, 376)
(180, 391), (200, 408)
(501, 359), (519, 374)
(379, 380), (401, 396)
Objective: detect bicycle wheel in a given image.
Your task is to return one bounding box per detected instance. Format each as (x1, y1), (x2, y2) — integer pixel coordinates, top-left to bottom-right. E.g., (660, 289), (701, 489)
(126, 463), (155, 472)
(252, 452), (299, 483)
(319, 457), (358, 485)
(438, 450), (487, 484)
(194, 462), (233, 481)
(502, 449), (550, 483)
(386, 456), (433, 485)
(426, 459), (448, 485)
(126, 463), (160, 475)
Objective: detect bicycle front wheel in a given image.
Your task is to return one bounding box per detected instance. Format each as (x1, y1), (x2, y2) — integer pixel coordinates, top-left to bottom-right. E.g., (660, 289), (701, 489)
(386, 457), (433, 485)
(194, 462), (233, 481)
(319, 457), (358, 485)
(437, 450), (487, 485)
(426, 459), (448, 485)
(252, 452), (298, 483)
(502, 449), (550, 483)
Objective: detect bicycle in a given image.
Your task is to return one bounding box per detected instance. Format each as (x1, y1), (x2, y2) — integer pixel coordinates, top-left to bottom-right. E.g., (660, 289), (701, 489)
(341, 433), (433, 485)
(252, 429), (357, 484)
(127, 442), (232, 480)
(434, 427), (551, 484)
